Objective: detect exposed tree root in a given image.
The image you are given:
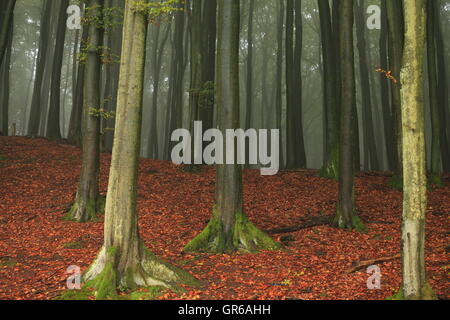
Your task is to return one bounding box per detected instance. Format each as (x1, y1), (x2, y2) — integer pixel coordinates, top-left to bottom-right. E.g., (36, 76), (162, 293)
(65, 195), (105, 222)
(184, 210), (280, 253)
(332, 207), (367, 233)
(264, 215), (333, 235)
(83, 245), (200, 299)
(346, 253), (400, 273)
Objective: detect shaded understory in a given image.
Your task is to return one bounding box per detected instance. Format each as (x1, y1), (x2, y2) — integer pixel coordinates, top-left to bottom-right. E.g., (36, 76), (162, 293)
(0, 137), (448, 300)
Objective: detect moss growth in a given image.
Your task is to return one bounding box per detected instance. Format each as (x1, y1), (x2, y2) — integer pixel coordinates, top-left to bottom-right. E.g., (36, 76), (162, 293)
(332, 206), (367, 233)
(62, 241), (86, 249)
(83, 245), (200, 300)
(0, 155), (6, 161)
(54, 285), (164, 300)
(64, 195), (105, 222)
(87, 246), (118, 299)
(184, 209), (280, 253)
(319, 143), (339, 180)
(125, 286), (164, 300)
(387, 283), (437, 300)
(53, 287), (95, 300)
(388, 175), (403, 190)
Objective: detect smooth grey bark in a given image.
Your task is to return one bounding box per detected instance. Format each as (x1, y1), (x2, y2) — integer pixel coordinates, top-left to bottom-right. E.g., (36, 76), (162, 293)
(332, 0), (365, 232)
(184, 0), (279, 254)
(67, 0), (104, 223)
(84, 0), (198, 297)
(318, 0), (339, 179)
(379, 0), (394, 171)
(387, 0), (404, 178)
(0, 12), (13, 135)
(27, 0), (52, 137)
(46, 0), (69, 141)
(0, 0), (16, 66)
(355, 0), (379, 171)
(68, 27), (89, 146)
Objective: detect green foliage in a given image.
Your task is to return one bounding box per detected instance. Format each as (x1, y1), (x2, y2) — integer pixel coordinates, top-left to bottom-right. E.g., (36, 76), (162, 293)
(189, 81), (215, 110)
(88, 107), (115, 119)
(131, 0), (185, 23)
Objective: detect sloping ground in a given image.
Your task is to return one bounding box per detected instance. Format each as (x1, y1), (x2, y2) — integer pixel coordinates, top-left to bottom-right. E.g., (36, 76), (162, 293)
(0, 136), (448, 300)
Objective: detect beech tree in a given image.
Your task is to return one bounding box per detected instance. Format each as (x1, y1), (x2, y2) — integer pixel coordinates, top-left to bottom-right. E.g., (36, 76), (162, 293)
(184, 0), (279, 253)
(397, 0), (436, 300)
(332, 0), (365, 232)
(66, 0), (104, 222)
(83, 0), (198, 298)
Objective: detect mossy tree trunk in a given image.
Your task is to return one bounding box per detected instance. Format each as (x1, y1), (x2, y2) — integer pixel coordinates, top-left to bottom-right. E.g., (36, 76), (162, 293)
(84, 0), (198, 299)
(184, 0), (279, 254)
(332, 0), (365, 233)
(67, 0), (104, 223)
(399, 0), (436, 300)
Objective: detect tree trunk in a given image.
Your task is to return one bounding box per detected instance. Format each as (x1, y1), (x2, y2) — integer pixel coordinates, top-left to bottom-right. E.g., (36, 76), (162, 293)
(68, 27), (89, 146)
(184, 0), (279, 254)
(27, 0), (52, 137)
(275, 0), (284, 169)
(387, 0), (404, 181)
(355, 0), (379, 171)
(84, 0), (199, 298)
(398, 0), (436, 300)
(0, 12), (13, 135)
(66, 0), (104, 223)
(433, 1), (450, 172)
(0, 0), (16, 66)
(379, 0), (394, 171)
(332, 0), (365, 232)
(318, 0), (339, 179)
(147, 23), (170, 158)
(46, 0), (69, 141)
(426, 0), (441, 185)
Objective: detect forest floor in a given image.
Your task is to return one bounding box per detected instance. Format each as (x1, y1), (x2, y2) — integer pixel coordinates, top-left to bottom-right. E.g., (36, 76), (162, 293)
(0, 136), (448, 300)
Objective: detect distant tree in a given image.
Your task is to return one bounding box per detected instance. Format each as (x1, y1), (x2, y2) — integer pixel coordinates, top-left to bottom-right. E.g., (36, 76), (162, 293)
(426, 0), (442, 186)
(332, 0), (365, 232)
(66, 0), (104, 222)
(27, 0), (52, 137)
(0, 9), (14, 135)
(0, 0), (16, 65)
(275, 0), (285, 169)
(318, 0), (338, 179)
(355, 0), (379, 171)
(46, 0), (69, 141)
(68, 27), (88, 146)
(386, 0), (404, 184)
(184, 0), (279, 253)
(285, 0), (306, 169)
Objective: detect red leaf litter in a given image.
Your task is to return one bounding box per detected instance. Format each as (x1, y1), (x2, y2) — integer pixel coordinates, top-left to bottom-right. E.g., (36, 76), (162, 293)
(0, 137), (448, 300)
